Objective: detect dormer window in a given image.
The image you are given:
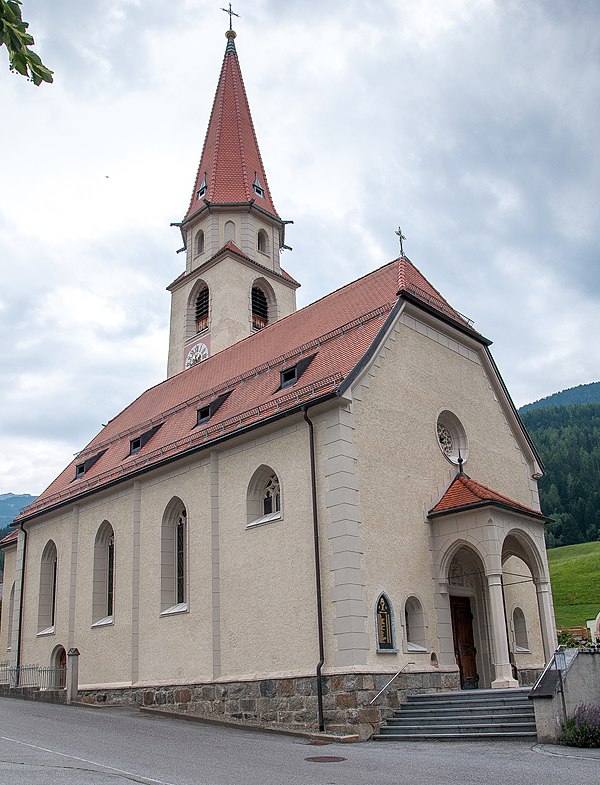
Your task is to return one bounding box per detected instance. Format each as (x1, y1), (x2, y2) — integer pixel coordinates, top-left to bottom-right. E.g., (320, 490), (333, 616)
(128, 425), (162, 457)
(253, 175), (265, 198)
(196, 174), (207, 200)
(277, 354), (317, 391)
(195, 391), (232, 427)
(73, 449), (107, 481)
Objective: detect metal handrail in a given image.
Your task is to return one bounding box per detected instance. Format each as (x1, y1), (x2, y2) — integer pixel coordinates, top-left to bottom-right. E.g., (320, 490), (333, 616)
(369, 662), (415, 704)
(531, 651), (558, 692)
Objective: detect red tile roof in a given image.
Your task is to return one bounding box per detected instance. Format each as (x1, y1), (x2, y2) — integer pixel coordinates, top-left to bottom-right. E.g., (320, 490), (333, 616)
(184, 33), (279, 222)
(397, 256), (472, 327)
(428, 473), (546, 520)
(17, 258), (485, 524)
(167, 241), (300, 291)
(0, 530), (18, 548)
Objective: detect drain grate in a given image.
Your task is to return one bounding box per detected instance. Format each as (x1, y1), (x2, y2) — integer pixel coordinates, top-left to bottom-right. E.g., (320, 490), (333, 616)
(304, 756), (347, 763)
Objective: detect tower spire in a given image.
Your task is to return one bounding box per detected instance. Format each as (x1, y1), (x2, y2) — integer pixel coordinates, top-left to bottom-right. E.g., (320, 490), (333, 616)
(183, 26), (279, 222)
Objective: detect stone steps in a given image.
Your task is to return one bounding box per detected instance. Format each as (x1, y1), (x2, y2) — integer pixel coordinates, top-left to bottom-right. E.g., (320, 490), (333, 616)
(373, 688), (537, 741)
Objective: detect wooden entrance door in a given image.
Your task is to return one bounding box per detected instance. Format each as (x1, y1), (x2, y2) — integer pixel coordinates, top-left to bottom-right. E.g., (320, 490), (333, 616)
(450, 596), (479, 689)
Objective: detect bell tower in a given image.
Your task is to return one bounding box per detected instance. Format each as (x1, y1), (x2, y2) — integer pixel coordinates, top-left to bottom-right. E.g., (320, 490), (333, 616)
(166, 27), (300, 378)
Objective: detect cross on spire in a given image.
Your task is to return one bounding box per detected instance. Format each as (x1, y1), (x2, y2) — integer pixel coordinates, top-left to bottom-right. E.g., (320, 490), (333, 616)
(395, 226), (406, 257)
(222, 2), (239, 30)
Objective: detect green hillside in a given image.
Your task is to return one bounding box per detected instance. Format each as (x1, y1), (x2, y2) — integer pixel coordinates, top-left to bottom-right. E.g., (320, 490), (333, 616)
(520, 403), (600, 548)
(547, 541), (600, 628)
(520, 381), (600, 413)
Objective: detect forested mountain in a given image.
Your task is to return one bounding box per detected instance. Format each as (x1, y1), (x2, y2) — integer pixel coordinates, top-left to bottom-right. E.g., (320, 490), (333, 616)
(520, 381), (600, 413)
(0, 494), (36, 572)
(520, 403), (600, 548)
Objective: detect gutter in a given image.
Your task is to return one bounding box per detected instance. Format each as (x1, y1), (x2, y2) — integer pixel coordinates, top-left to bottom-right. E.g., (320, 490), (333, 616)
(303, 405), (325, 732)
(15, 522), (28, 684)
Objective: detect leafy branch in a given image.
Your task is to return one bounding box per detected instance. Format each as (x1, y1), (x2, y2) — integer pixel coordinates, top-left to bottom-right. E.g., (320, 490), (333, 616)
(0, 0), (52, 85)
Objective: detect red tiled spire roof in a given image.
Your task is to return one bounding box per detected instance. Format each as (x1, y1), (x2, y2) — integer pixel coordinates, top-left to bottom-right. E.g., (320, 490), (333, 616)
(184, 31), (279, 222)
(397, 256), (472, 328)
(428, 473), (546, 520)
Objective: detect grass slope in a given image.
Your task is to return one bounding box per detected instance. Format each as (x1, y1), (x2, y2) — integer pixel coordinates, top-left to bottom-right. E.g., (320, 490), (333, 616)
(547, 541), (600, 627)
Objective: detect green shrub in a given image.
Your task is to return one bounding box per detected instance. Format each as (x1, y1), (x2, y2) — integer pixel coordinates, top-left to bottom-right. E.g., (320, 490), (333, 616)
(560, 704), (600, 748)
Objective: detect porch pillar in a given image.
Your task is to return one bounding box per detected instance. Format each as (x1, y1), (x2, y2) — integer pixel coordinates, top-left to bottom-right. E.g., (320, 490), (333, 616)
(487, 573), (519, 689)
(535, 579), (557, 661)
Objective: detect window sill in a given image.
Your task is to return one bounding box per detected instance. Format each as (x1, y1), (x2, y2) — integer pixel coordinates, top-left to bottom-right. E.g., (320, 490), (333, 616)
(160, 602), (188, 617)
(37, 626), (55, 637)
(376, 648), (399, 655)
(246, 511), (282, 529)
(405, 642), (428, 653)
(91, 615), (114, 628)
(515, 646), (530, 653)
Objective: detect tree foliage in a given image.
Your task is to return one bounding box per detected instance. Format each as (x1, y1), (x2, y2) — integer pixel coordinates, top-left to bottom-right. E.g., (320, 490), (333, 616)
(0, 0), (52, 85)
(521, 403), (600, 548)
(521, 381), (600, 414)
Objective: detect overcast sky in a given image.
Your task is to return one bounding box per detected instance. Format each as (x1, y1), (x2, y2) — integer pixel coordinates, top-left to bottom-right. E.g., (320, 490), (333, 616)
(1, 0), (599, 495)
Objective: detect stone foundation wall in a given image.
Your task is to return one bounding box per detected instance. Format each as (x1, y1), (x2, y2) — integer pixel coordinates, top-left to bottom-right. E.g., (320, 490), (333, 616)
(79, 670), (460, 739)
(0, 684), (66, 704)
(518, 667), (543, 687)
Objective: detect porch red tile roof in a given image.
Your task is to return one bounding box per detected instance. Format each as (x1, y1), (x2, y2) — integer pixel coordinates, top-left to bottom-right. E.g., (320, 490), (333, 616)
(0, 530), (18, 548)
(428, 473), (546, 520)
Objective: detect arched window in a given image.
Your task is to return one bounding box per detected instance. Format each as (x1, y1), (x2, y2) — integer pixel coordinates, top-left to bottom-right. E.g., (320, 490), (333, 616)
(195, 285), (209, 332)
(376, 594), (395, 651)
(513, 607), (529, 651)
(92, 521), (115, 625)
(246, 466), (283, 527)
(252, 286), (269, 330)
(224, 220), (236, 243)
(38, 540), (57, 634)
(257, 228), (269, 254)
(6, 582), (15, 650)
(404, 596), (427, 651)
(160, 499), (188, 614)
(194, 229), (205, 256)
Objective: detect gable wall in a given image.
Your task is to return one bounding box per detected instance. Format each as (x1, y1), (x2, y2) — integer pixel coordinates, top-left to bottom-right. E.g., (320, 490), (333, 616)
(350, 311), (541, 671)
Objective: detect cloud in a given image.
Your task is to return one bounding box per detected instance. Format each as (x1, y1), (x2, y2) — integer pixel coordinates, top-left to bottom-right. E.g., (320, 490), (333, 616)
(1, 0), (599, 493)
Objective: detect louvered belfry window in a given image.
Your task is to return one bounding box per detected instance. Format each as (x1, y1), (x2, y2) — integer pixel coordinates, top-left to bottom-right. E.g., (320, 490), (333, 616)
(252, 287), (268, 330)
(195, 287), (209, 332)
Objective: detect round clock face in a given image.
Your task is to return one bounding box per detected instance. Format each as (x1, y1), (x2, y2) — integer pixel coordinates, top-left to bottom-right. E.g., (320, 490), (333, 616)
(185, 342), (209, 368)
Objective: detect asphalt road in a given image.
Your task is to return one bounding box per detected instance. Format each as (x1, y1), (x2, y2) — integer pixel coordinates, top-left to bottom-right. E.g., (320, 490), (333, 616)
(1, 697), (598, 785)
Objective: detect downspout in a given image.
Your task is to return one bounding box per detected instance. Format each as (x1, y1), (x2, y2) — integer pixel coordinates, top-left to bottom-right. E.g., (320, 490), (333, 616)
(16, 522), (28, 685)
(303, 406), (325, 732)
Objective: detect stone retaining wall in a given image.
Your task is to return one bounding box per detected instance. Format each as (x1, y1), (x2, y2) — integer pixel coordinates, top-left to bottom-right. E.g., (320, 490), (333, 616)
(0, 684), (66, 704)
(79, 670), (460, 739)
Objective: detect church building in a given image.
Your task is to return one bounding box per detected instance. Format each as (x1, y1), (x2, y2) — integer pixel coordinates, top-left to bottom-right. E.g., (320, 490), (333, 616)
(1, 25), (556, 738)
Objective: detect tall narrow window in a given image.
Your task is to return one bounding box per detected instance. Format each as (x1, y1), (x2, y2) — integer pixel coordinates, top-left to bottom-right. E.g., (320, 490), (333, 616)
(376, 594), (395, 651)
(252, 286), (268, 330)
(195, 286), (209, 332)
(194, 229), (205, 256)
(176, 511), (185, 605)
(92, 521), (115, 625)
(6, 582), (15, 649)
(161, 499), (188, 615)
(257, 228), (268, 254)
(38, 540), (58, 634)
